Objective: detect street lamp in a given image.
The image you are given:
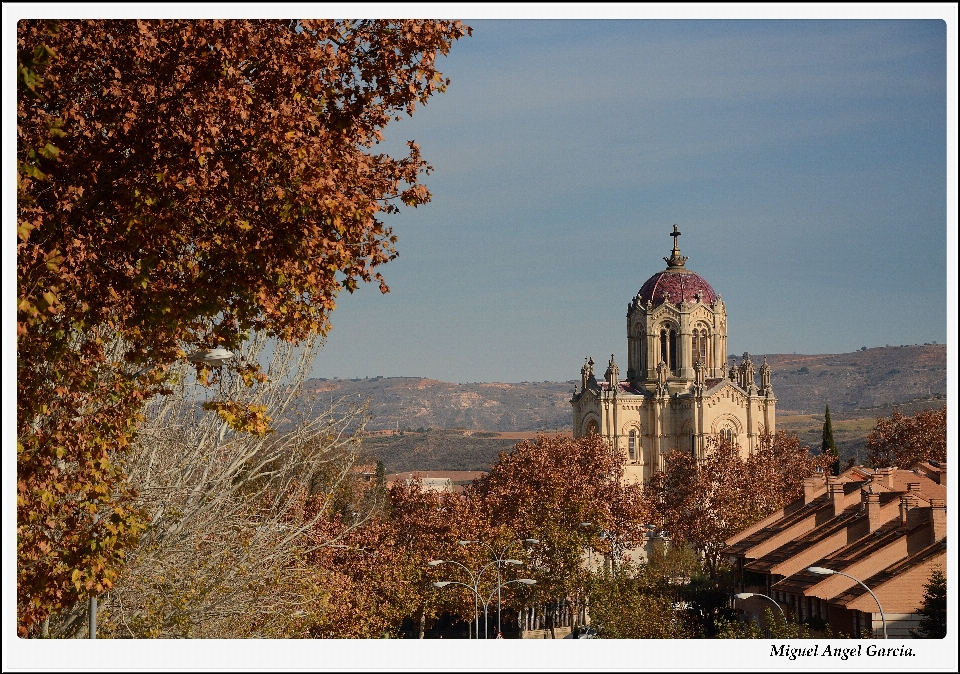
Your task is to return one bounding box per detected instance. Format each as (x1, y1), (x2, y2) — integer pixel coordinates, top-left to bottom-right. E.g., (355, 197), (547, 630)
(186, 347), (235, 366)
(429, 559), (482, 638)
(433, 577), (537, 640)
(734, 592), (787, 633)
(82, 347), (236, 639)
(458, 538), (540, 635)
(807, 567), (887, 639)
(580, 522), (620, 571)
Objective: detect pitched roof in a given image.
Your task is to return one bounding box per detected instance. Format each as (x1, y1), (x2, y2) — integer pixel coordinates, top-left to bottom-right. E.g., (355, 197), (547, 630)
(829, 538), (947, 609)
(770, 518), (913, 595)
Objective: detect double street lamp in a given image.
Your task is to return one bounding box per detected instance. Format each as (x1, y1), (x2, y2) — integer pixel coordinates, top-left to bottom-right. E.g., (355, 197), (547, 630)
(429, 538), (539, 639)
(432, 576), (537, 639)
(458, 538), (539, 634)
(807, 566), (887, 639)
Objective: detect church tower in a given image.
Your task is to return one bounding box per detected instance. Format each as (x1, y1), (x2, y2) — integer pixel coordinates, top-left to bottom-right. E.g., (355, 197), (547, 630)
(571, 227), (776, 484)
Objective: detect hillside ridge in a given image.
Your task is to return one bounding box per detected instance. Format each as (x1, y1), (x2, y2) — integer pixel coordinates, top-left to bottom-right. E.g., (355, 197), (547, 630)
(305, 345), (945, 431)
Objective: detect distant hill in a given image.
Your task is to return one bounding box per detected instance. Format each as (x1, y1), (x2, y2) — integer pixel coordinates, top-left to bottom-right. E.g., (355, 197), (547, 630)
(304, 344), (945, 429)
(755, 344), (945, 414)
(302, 377), (574, 432)
(362, 430), (570, 474)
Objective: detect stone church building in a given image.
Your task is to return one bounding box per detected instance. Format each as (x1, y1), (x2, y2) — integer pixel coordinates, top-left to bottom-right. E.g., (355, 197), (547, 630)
(571, 227), (776, 484)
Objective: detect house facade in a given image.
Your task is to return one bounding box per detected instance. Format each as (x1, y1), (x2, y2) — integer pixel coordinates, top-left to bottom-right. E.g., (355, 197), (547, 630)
(725, 462), (947, 637)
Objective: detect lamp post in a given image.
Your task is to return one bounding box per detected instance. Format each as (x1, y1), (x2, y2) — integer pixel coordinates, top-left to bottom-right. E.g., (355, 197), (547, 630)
(186, 347), (235, 366)
(429, 559), (481, 638)
(580, 522), (620, 571)
(430, 554), (537, 639)
(734, 592), (786, 634)
(85, 347), (235, 639)
(807, 566), (887, 639)
(433, 578), (537, 640)
(459, 538), (539, 634)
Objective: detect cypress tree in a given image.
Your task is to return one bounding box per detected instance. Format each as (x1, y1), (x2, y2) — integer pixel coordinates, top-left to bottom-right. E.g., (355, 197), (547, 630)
(375, 460), (386, 491)
(822, 405), (840, 476)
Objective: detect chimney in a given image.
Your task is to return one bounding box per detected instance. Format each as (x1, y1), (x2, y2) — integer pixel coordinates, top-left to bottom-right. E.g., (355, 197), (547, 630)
(929, 498), (946, 542)
(907, 482), (921, 494)
(899, 494), (915, 526)
(938, 462), (946, 487)
(803, 476), (824, 504)
(829, 483), (845, 517)
(863, 491), (882, 532)
(875, 467), (896, 489)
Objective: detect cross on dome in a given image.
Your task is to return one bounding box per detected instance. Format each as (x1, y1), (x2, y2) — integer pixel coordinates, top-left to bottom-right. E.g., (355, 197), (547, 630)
(664, 224), (688, 267)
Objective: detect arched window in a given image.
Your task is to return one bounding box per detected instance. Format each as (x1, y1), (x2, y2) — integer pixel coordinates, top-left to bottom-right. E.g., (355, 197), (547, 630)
(636, 325), (647, 372)
(628, 430), (636, 461)
(721, 425), (736, 444)
(586, 420), (600, 435)
(692, 326), (710, 368)
(659, 325), (678, 374)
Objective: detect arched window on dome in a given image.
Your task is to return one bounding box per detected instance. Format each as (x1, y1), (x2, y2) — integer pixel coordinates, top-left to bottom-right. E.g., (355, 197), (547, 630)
(628, 430), (636, 461)
(692, 325), (711, 369)
(659, 326), (678, 375)
(635, 324), (647, 373)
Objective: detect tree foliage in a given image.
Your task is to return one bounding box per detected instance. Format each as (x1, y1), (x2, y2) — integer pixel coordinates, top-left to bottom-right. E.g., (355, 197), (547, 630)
(303, 480), (490, 638)
(472, 434), (647, 621)
(865, 406), (947, 469)
(639, 433), (833, 578)
(17, 19), (469, 633)
(911, 568), (946, 639)
(298, 434), (648, 638)
(36, 336), (374, 638)
(586, 561), (690, 639)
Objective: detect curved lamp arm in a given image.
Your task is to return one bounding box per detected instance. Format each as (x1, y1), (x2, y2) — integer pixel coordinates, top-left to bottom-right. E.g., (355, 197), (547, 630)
(433, 580), (481, 601)
(807, 567), (887, 639)
(486, 579), (537, 606)
(734, 592), (786, 623)
(429, 559), (476, 585)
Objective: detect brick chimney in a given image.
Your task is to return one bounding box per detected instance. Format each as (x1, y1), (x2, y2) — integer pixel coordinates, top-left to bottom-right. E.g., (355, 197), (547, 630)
(907, 482), (921, 494)
(829, 483), (845, 518)
(803, 475), (824, 504)
(863, 491), (882, 532)
(875, 467), (896, 489)
(899, 494), (915, 527)
(929, 498), (946, 542)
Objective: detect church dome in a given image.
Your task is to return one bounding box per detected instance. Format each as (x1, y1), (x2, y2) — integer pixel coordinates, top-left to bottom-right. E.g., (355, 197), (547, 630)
(636, 225), (718, 306)
(637, 267), (718, 306)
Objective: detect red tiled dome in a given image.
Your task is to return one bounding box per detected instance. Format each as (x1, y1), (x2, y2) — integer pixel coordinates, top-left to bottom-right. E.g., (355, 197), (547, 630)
(637, 268), (718, 306)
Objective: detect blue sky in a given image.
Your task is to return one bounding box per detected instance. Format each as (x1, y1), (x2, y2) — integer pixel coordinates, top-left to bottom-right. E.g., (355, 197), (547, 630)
(316, 19), (950, 383)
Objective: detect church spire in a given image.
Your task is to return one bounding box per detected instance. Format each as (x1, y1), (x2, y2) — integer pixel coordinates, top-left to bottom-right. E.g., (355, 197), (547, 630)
(663, 224), (688, 267)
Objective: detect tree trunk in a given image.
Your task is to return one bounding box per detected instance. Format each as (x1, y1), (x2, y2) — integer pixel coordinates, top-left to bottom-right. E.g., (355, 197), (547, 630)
(548, 603), (556, 639)
(419, 609), (426, 639)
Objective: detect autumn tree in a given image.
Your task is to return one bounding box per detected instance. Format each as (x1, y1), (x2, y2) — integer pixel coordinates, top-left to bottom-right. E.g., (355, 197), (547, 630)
(471, 434), (647, 637)
(640, 433), (832, 579)
(865, 406), (947, 469)
(585, 561), (690, 639)
(17, 19), (470, 633)
(822, 405), (839, 476)
(37, 335), (374, 638)
(303, 479), (492, 638)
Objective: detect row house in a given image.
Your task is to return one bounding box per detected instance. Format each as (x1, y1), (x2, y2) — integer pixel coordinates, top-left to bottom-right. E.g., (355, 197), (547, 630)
(724, 462), (946, 637)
